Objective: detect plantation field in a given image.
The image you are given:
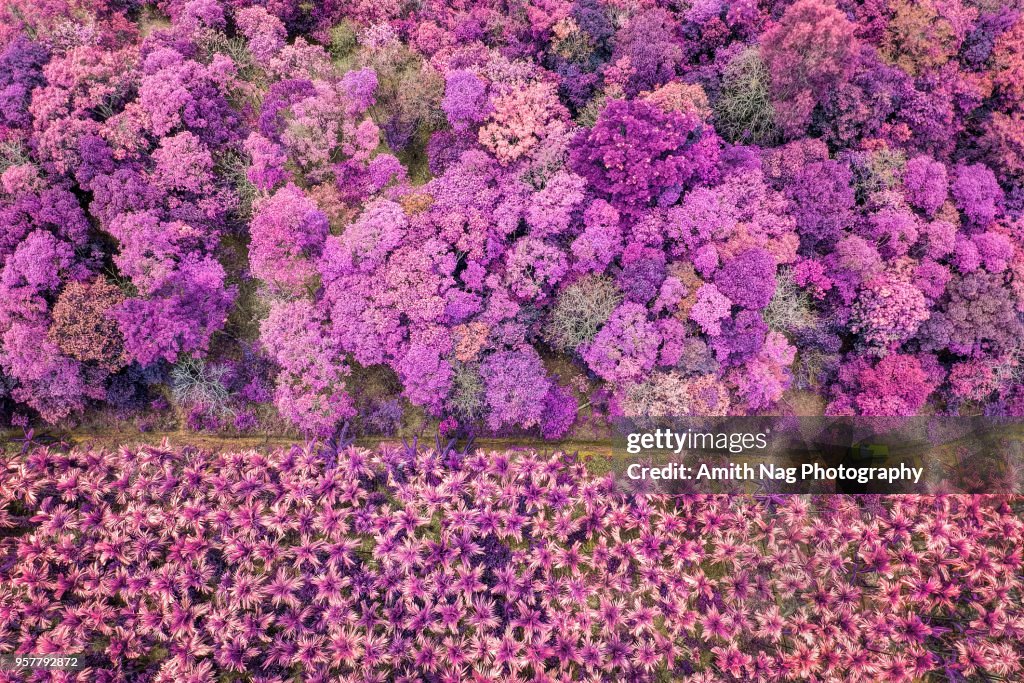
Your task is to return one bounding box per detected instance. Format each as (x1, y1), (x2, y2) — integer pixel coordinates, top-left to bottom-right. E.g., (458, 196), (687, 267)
(2, 441), (1022, 681)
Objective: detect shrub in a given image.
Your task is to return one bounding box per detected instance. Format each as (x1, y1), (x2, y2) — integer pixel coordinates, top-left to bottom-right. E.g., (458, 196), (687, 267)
(47, 278), (128, 373)
(713, 47), (779, 145)
(762, 269), (816, 334)
(170, 356), (232, 413)
(544, 275), (623, 351)
(448, 362), (485, 419)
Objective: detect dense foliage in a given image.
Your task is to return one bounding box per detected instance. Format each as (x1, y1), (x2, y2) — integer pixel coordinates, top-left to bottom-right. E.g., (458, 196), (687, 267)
(0, 442), (1022, 682)
(2, 0), (1024, 436)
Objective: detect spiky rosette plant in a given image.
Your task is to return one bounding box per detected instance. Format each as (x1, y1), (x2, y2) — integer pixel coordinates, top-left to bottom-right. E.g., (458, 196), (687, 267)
(2, 442), (1023, 682)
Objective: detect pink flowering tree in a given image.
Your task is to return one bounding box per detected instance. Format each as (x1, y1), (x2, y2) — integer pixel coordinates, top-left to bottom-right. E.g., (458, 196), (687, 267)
(761, 0), (859, 137)
(249, 184), (330, 296)
(261, 298), (355, 436)
(1, 0), (1024, 429)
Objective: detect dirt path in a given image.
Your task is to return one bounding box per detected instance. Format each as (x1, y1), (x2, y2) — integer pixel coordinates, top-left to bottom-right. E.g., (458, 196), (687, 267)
(1, 428), (615, 459)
